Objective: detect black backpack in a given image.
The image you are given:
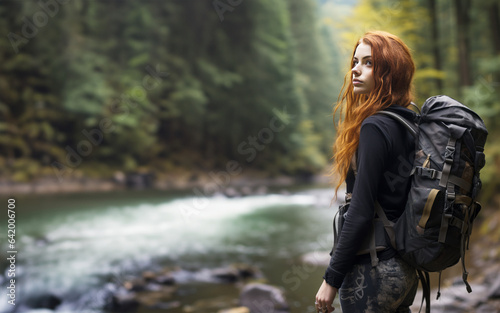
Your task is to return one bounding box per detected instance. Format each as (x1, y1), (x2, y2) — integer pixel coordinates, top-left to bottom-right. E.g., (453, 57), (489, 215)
(379, 95), (488, 310)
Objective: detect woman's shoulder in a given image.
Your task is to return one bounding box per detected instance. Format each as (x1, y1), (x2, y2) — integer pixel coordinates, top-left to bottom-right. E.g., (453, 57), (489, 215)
(361, 106), (416, 147)
(362, 106), (416, 129)
(361, 113), (393, 133)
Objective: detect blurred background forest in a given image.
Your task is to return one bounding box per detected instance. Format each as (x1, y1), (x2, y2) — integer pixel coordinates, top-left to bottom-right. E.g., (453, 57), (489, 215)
(1, 0), (500, 312)
(0, 0), (499, 199)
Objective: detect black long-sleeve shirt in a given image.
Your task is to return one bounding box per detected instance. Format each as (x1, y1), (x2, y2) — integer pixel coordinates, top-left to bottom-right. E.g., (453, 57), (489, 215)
(324, 105), (416, 289)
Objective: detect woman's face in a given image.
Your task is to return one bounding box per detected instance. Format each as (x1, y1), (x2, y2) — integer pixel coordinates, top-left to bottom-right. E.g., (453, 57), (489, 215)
(352, 42), (375, 95)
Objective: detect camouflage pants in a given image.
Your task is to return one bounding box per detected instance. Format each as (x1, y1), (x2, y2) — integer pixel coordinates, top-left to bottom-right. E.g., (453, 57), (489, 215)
(339, 256), (418, 313)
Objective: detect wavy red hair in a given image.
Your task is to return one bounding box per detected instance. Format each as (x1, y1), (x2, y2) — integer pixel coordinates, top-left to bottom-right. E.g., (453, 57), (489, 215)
(332, 31), (415, 197)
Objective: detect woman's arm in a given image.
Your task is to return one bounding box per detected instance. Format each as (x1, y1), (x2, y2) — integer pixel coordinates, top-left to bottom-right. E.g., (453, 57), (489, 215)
(323, 120), (391, 288)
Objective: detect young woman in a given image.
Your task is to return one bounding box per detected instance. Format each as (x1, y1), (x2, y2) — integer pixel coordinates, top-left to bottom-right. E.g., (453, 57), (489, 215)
(315, 31), (419, 313)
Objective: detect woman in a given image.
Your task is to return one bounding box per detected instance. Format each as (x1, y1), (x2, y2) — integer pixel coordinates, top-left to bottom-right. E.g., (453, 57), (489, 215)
(315, 31), (419, 313)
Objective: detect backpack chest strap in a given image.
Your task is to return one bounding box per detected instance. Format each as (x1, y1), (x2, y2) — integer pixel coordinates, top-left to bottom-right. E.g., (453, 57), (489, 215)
(414, 167), (472, 192)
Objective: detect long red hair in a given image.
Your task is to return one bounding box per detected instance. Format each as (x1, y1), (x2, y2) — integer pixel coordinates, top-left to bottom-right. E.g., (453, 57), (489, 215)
(332, 31), (415, 197)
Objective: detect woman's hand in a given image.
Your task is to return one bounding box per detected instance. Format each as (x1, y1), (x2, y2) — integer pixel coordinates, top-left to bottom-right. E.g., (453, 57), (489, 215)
(315, 280), (338, 313)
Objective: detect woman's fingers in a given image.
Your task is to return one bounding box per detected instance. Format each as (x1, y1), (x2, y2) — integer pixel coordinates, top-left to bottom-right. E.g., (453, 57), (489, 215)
(315, 303), (334, 313)
(315, 299), (335, 313)
(315, 280), (338, 313)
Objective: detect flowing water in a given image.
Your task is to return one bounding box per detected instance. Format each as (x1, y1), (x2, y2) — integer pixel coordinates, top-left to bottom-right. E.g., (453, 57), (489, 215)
(0, 186), (342, 313)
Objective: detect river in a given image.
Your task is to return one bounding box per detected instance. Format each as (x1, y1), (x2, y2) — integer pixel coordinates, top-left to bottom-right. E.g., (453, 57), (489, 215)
(0, 186), (343, 313)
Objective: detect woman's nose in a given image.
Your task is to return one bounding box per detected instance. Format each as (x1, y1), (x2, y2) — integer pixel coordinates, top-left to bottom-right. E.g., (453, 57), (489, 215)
(352, 64), (360, 75)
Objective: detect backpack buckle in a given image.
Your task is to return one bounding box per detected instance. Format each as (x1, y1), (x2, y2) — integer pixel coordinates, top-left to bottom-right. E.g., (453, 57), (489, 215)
(345, 193), (352, 203)
(445, 142), (455, 158)
(447, 191), (456, 202)
(429, 169), (438, 180)
(416, 167), (439, 180)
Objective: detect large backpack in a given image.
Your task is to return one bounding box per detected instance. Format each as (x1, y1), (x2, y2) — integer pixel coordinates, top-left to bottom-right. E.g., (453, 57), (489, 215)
(379, 95), (488, 310)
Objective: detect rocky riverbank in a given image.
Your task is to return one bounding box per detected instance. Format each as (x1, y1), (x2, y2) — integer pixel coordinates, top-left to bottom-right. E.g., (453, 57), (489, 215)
(410, 265), (500, 313)
(21, 263), (292, 313)
(0, 170), (331, 196)
(14, 247), (500, 313)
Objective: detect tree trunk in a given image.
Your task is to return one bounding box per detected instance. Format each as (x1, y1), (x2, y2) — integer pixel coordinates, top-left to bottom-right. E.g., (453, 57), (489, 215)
(490, 2), (500, 54)
(428, 0), (443, 93)
(454, 0), (472, 87)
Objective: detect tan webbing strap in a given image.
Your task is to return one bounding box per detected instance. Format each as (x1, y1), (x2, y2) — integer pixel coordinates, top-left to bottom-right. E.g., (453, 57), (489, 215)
(439, 137), (457, 188)
(448, 175), (472, 193)
(439, 137), (458, 243)
(449, 217), (464, 230)
(375, 202), (396, 250)
(455, 195), (473, 207)
(438, 214), (450, 243)
(345, 193), (352, 202)
(415, 166), (471, 193)
(439, 162), (452, 188)
(351, 153), (358, 176)
(460, 228), (473, 293)
(418, 189), (439, 229)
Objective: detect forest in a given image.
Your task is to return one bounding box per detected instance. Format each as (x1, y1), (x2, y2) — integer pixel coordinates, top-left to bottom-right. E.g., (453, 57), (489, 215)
(0, 0), (499, 201)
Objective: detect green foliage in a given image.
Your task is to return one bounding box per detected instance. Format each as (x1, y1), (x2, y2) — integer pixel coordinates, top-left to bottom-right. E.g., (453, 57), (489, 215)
(0, 0), (338, 181)
(463, 60), (500, 201)
(318, 0), (500, 200)
(2, 0), (498, 192)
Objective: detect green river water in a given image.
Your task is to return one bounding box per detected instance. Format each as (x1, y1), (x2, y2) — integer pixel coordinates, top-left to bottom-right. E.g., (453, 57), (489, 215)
(0, 186), (343, 313)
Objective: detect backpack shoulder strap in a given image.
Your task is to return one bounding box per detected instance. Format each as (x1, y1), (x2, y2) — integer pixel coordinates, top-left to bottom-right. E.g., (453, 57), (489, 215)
(378, 110), (418, 138)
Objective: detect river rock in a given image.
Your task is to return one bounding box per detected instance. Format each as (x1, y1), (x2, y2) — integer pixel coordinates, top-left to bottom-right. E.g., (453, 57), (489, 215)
(145, 267), (178, 285)
(218, 307), (250, 313)
(241, 186), (253, 195)
(411, 282), (496, 313)
(27, 294), (62, 310)
(185, 295), (239, 312)
(155, 273), (176, 285)
(488, 273), (500, 299)
(240, 283), (289, 313)
(210, 264), (264, 283)
(233, 263), (264, 280)
(142, 271), (157, 282)
(224, 187), (241, 198)
(135, 286), (176, 307)
(104, 292), (139, 312)
(476, 302), (500, 313)
(123, 278), (147, 292)
(170, 264), (263, 284)
(255, 186), (268, 195)
(211, 267), (240, 283)
(125, 172), (154, 189)
(430, 302), (467, 313)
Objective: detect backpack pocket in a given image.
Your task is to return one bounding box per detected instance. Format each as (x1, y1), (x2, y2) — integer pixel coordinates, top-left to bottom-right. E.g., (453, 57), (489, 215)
(408, 187), (445, 237)
(398, 186), (461, 271)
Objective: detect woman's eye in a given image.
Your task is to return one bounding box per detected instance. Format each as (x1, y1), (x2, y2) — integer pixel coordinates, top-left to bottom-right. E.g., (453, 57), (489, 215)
(353, 60), (358, 66)
(366, 60), (372, 66)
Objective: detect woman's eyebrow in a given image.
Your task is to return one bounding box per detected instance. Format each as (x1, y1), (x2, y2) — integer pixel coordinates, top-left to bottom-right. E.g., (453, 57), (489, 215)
(353, 56), (372, 60)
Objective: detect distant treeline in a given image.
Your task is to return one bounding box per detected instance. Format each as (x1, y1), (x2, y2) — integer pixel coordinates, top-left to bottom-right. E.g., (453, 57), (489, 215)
(1, 0), (499, 201)
(0, 0), (340, 182)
